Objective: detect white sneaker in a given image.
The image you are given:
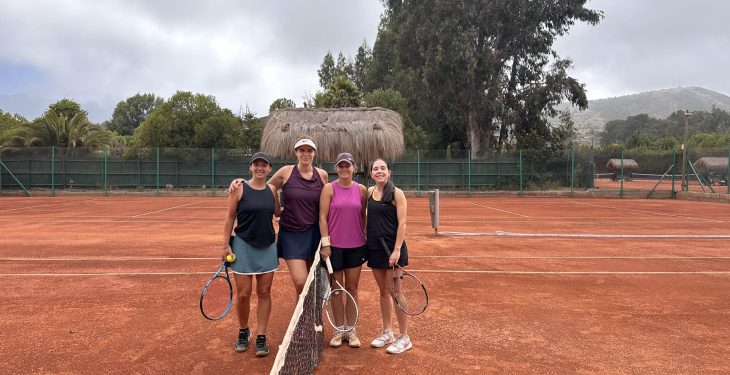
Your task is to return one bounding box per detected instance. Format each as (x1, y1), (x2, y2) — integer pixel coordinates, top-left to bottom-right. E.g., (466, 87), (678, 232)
(370, 329), (395, 348)
(330, 332), (345, 347)
(386, 335), (412, 354)
(346, 330), (361, 348)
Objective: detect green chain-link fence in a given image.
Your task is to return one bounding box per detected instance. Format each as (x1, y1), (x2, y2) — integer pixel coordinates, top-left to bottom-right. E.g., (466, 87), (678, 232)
(1, 146), (728, 197)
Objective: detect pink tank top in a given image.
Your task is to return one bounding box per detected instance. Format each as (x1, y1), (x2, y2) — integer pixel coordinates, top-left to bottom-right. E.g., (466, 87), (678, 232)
(327, 181), (366, 248)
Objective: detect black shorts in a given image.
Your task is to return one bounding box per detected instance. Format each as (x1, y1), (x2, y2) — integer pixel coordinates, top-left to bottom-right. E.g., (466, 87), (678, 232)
(366, 242), (408, 269)
(328, 245), (367, 272)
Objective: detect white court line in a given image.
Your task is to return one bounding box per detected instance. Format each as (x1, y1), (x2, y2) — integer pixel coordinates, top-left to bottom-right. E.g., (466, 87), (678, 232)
(2, 256), (728, 261)
(1, 270), (728, 276)
(412, 256), (730, 259)
(439, 231), (730, 238)
(131, 201), (204, 217)
(571, 201), (724, 223)
(465, 202), (529, 217)
(0, 257), (218, 261)
(0, 199), (97, 212)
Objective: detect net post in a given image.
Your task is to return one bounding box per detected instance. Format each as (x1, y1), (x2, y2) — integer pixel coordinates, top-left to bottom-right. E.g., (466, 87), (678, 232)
(519, 149), (523, 197)
(156, 147), (160, 196)
(428, 189), (439, 235)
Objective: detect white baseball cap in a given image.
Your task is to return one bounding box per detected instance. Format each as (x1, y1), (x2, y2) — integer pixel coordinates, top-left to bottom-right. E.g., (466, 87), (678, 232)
(294, 138), (317, 150)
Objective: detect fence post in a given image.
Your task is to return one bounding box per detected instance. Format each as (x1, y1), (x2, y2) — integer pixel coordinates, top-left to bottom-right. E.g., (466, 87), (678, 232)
(0, 150), (3, 194)
(103, 147), (108, 196)
(51, 147), (56, 196)
(416, 150), (421, 197)
(211, 148), (216, 197)
(685, 148), (691, 192)
(727, 146), (729, 195)
(495, 152), (500, 190)
(467, 150), (472, 198)
(156, 147), (160, 196)
(570, 146), (575, 197)
(620, 149), (624, 198)
(671, 150), (676, 198)
(519, 150), (523, 197)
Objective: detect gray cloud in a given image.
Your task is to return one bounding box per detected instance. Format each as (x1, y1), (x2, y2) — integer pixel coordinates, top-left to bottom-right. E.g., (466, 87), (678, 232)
(0, 0), (382, 122)
(555, 0), (730, 99)
(2, 0), (728, 123)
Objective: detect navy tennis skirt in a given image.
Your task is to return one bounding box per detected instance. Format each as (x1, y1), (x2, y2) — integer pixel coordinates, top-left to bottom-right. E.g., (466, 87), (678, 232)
(277, 224), (321, 260)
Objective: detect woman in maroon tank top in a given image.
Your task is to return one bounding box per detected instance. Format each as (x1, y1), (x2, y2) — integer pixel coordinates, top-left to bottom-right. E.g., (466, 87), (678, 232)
(230, 138), (328, 298)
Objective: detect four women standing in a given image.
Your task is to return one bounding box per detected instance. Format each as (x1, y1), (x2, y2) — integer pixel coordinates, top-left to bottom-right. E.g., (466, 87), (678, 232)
(222, 139), (414, 357)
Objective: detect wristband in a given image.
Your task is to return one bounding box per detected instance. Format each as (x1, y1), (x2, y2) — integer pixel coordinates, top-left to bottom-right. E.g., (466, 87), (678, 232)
(321, 236), (331, 247)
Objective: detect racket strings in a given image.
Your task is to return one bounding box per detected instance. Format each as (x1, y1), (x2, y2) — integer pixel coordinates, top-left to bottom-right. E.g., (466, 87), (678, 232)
(324, 288), (358, 332)
(394, 274), (428, 315)
(201, 276), (232, 320)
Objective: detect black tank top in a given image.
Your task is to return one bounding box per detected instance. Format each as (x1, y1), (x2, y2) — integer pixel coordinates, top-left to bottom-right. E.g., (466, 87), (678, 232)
(366, 194), (407, 252)
(235, 182), (275, 247)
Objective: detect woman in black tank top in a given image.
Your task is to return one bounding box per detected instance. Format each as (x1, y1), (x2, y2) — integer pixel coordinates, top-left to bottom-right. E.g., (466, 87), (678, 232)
(365, 159), (414, 354)
(222, 152), (281, 356)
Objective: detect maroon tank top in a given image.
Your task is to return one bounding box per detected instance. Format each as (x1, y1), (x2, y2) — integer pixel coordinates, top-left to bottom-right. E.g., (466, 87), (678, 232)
(279, 166), (324, 232)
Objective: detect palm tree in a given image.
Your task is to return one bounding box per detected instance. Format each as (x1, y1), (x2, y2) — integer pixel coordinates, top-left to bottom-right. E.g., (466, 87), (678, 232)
(4, 112), (112, 150)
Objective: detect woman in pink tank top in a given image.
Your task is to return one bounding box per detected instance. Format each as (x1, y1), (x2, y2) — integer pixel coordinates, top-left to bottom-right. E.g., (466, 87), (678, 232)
(318, 152), (368, 349)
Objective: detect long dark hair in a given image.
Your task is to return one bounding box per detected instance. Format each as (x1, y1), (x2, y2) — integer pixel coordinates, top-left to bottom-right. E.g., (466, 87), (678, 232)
(370, 158), (396, 204)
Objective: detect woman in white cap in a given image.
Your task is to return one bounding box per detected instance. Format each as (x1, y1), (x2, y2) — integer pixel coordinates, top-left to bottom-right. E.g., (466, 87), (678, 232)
(318, 152), (368, 349)
(222, 152), (280, 357)
(230, 138), (328, 297)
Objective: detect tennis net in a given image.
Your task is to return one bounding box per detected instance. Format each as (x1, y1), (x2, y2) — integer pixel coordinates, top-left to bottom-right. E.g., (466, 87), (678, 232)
(270, 246), (328, 375)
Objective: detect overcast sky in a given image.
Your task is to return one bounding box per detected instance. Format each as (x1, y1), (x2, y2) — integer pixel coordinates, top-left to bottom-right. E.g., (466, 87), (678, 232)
(1, 0), (729, 123)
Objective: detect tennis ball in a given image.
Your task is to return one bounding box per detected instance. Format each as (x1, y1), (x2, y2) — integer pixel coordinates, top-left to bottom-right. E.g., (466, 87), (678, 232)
(226, 254), (236, 262)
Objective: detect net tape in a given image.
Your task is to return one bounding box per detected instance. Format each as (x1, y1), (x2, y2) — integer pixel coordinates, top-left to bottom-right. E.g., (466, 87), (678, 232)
(270, 246), (328, 375)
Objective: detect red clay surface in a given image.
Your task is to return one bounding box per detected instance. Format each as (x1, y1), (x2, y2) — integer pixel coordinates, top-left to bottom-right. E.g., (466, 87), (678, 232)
(1, 196), (729, 374)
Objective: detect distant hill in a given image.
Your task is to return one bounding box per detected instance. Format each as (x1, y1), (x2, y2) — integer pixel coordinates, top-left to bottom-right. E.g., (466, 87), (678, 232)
(557, 87), (730, 136)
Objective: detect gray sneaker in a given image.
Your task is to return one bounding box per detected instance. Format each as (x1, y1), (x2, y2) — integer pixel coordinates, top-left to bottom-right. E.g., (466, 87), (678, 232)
(235, 327), (250, 352)
(255, 335), (269, 357)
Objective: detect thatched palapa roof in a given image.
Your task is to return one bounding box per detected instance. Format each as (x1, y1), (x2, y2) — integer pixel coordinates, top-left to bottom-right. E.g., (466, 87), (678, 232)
(693, 157), (729, 174)
(260, 107), (404, 164)
(605, 158), (639, 171)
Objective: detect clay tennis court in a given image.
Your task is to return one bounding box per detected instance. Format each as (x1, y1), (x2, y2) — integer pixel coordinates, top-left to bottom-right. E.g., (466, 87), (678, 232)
(1, 195), (729, 374)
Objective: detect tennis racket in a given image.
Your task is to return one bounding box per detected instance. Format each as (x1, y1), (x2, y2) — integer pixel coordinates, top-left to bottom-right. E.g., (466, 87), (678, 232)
(379, 238), (428, 316)
(199, 254), (235, 321)
(322, 257), (358, 332)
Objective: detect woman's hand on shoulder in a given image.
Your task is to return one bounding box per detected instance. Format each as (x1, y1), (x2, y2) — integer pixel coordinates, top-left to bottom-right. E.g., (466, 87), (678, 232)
(228, 178), (245, 193)
(317, 167), (329, 183)
(269, 165), (293, 187)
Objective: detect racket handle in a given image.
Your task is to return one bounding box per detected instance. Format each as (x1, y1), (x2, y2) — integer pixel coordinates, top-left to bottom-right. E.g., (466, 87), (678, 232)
(324, 256), (335, 274)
